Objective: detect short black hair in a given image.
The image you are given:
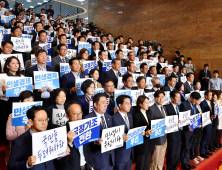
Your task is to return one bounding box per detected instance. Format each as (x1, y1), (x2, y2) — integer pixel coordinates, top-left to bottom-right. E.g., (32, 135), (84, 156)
(128, 37), (133, 41)
(56, 27), (64, 32)
(122, 74), (133, 83)
(190, 92), (201, 100)
(81, 79), (94, 94)
(89, 69), (99, 77)
(69, 58), (80, 66)
(175, 82), (183, 91)
(158, 55), (164, 59)
(11, 26), (22, 33)
(100, 35), (106, 39)
(34, 22), (42, 28)
(147, 55), (153, 60)
(204, 64), (209, 67)
(168, 75), (177, 81)
(154, 90), (165, 98)
(77, 36), (86, 41)
(58, 34), (66, 40)
(175, 51), (180, 56)
(162, 67), (168, 73)
(51, 88), (67, 103)
(187, 57), (192, 61)
(214, 70), (219, 74)
(204, 90), (212, 97)
(180, 65), (186, 71)
(193, 80), (201, 86)
(136, 76), (146, 83)
(173, 64), (179, 68)
(106, 41), (113, 47)
(1, 40), (13, 47)
(116, 95), (131, 108)
(149, 66), (156, 71)
(186, 73), (194, 78)
(98, 50), (106, 56)
(92, 41), (99, 46)
(26, 106), (47, 121)
(38, 30), (47, 36)
(112, 58), (120, 64)
(65, 101), (82, 116)
(115, 49), (123, 55)
(93, 93), (107, 104)
(103, 79), (114, 87)
(118, 43), (124, 48)
(19, 90), (35, 102)
(140, 62), (148, 69)
(127, 62), (134, 68)
(35, 49), (47, 57)
(57, 43), (67, 50)
(170, 90), (180, 98)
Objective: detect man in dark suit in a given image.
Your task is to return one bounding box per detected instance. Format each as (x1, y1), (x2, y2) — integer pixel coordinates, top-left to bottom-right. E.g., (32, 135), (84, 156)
(25, 49), (55, 108)
(163, 67), (171, 86)
(71, 29), (81, 49)
(165, 90), (182, 170)
(180, 92), (201, 170)
(81, 31), (93, 44)
(156, 56), (165, 74)
(200, 90), (215, 158)
(171, 64), (180, 82)
(97, 50), (108, 84)
(161, 75), (177, 92)
(50, 23), (59, 37)
(61, 58), (85, 102)
(126, 62), (136, 74)
(121, 74), (137, 90)
(115, 50), (126, 67)
(31, 30), (47, 48)
(183, 73), (195, 94)
(140, 63), (148, 78)
(172, 51), (180, 64)
(199, 64), (211, 90)
(149, 90), (168, 170)
(52, 44), (69, 73)
(89, 41), (100, 60)
(30, 22), (43, 43)
(58, 101), (94, 170)
(136, 76), (150, 93)
(84, 93), (115, 170)
(51, 34), (67, 58)
(104, 58), (122, 88)
(52, 27), (64, 47)
(112, 95), (134, 170)
(99, 35), (107, 51)
(7, 106), (58, 170)
(147, 66), (157, 78)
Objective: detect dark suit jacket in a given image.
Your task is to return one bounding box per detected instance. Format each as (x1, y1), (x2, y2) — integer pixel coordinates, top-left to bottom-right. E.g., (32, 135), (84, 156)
(161, 85), (174, 92)
(121, 86), (137, 90)
(71, 38), (76, 49)
(51, 46), (58, 58)
(25, 65), (55, 102)
(104, 92), (115, 116)
(30, 32), (37, 43)
(99, 42), (104, 51)
(87, 38), (93, 44)
(46, 104), (61, 129)
(146, 88), (156, 93)
(89, 49), (96, 60)
(77, 96), (90, 117)
(112, 111), (134, 163)
(165, 103), (181, 142)
(172, 57), (180, 64)
(31, 41), (40, 48)
(84, 111), (115, 169)
(7, 131), (55, 170)
(58, 123), (94, 170)
(52, 36), (58, 47)
(171, 72), (180, 81)
(199, 70), (211, 90)
(61, 72), (85, 102)
(149, 103), (167, 145)
(183, 81), (193, 94)
(133, 109), (154, 154)
(104, 69), (121, 88)
(52, 55), (69, 73)
(156, 62), (162, 74)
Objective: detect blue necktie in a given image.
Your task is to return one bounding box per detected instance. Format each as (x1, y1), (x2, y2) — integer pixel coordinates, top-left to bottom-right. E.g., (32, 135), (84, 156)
(192, 104), (196, 115)
(205, 70), (207, 77)
(176, 106), (183, 130)
(101, 116), (107, 129)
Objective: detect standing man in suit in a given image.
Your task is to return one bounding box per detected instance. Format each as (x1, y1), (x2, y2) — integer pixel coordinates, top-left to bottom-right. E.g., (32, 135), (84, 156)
(180, 66), (187, 78)
(115, 50), (126, 67)
(180, 92), (201, 170)
(161, 76), (177, 92)
(165, 90), (182, 170)
(7, 106), (63, 170)
(51, 34), (67, 58)
(58, 101), (94, 170)
(71, 29), (81, 48)
(183, 73), (195, 94)
(89, 41), (100, 60)
(31, 30), (47, 48)
(100, 35), (107, 51)
(199, 64), (211, 90)
(121, 74), (136, 90)
(104, 58), (122, 88)
(172, 51), (180, 64)
(61, 58), (85, 102)
(171, 64), (180, 82)
(200, 90), (215, 158)
(112, 95), (134, 170)
(30, 22), (43, 43)
(52, 44), (69, 73)
(84, 93), (115, 170)
(25, 49), (55, 108)
(52, 27), (64, 47)
(149, 90), (168, 170)
(163, 67), (171, 86)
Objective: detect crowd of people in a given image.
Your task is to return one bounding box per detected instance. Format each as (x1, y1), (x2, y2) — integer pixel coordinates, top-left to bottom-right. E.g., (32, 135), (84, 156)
(0, 2), (221, 170)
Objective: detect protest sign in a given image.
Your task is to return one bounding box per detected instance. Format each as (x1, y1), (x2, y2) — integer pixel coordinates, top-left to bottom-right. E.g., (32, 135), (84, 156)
(1, 28), (10, 40)
(126, 126), (146, 149)
(131, 90), (144, 106)
(199, 91), (205, 101)
(11, 37), (31, 52)
(190, 113), (201, 130)
(66, 39), (71, 49)
(180, 76), (187, 83)
(202, 111), (212, 127)
(146, 77), (153, 89)
(119, 67), (127, 75)
(94, 88), (104, 95)
(132, 73), (144, 86)
(134, 47), (139, 56)
(219, 107), (222, 119)
(159, 63), (168, 68)
(76, 78), (93, 96)
(83, 60), (97, 74)
(78, 43), (91, 55)
(117, 77), (124, 89)
(163, 91), (170, 105)
(101, 125), (125, 153)
(114, 89), (131, 107)
(6, 77), (33, 97)
(179, 110), (191, 127)
(32, 126), (67, 164)
(66, 49), (77, 59)
(156, 74), (165, 86)
(24, 26), (34, 34)
(150, 118), (165, 139)
(31, 54), (52, 67)
(134, 61), (141, 72)
(34, 71), (60, 89)
(39, 43), (52, 55)
(12, 101), (42, 126)
(142, 59), (156, 69)
(214, 103), (219, 116)
(185, 93), (191, 100)
(122, 49), (131, 59)
(88, 36), (97, 42)
(0, 53), (25, 71)
(1, 15), (16, 24)
(165, 115), (179, 134)
(108, 50), (116, 60)
(69, 117), (100, 148)
(145, 92), (155, 106)
(168, 65), (173, 73)
(22, 34), (33, 40)
(60, 63), (71, 77)
(102, 60), (112, 72)
(47, 36), (53, 43)
(52, 109), (68, 126)
(89, 101), (94, 113)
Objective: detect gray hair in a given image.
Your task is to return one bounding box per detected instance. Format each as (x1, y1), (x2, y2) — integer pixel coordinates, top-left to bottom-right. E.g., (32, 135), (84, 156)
(151, 77), (160, 84)
(0, 1), (5, 4)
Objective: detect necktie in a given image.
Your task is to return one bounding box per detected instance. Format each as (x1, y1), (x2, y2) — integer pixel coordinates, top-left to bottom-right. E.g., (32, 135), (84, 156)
(190, 83), (194, 91)
(124, 115), (129, 130)
(205, 70), (207, 77)
(116, 72), (119, 78)
(144, 74), (146, 79)
(101, 116), (107, 129)
(161, 106), (165, 118)
(192, 104), (196, 115)
(62, 58), (66, 63)
(176, 106), (183, 130)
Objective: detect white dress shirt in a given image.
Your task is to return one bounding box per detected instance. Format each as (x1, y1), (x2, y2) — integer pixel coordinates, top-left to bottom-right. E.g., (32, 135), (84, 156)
(119, 110), (130, 127)
(140, 109), (148, 123)
(94, 110), (108, 128)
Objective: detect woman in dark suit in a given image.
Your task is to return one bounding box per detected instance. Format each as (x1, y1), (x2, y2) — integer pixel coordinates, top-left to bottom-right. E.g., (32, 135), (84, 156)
(47, 88), (67, 129)
(134, 95), (154, 170)
(175, 82), (185, 102)
(77, 79), (95, 117)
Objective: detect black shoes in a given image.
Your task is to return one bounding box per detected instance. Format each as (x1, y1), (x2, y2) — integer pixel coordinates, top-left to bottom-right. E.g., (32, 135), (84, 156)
(181, 165), (191, 170)
(205, 152), (213, 156)
(188, 164), (196, 169)
(200, 154), (209, 158)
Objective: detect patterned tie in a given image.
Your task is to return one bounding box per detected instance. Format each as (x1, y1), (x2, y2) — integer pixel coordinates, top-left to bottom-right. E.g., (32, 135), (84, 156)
(176, 106), (183, 130)
(101, 116), (107, 129)
(116, 72), (119, 79)
(190, 83), (194, 91)
(161, 106), (165, 118)
(124, 115), (130, 130)
(62, 58), (66, 63)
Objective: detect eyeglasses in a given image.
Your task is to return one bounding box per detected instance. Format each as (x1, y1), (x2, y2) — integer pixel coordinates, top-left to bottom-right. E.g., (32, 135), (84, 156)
(71, 112), (83, 116)
(34, 118), (49, 123)
(106, 85), (114, 88)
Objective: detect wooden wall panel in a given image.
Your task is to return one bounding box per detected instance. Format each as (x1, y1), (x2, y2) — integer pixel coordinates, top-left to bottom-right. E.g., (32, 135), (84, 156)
(88, 0), (222, 78)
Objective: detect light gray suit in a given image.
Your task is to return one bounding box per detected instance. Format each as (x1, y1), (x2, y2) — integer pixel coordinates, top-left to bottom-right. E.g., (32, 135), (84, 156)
(52, 55), (69, 73)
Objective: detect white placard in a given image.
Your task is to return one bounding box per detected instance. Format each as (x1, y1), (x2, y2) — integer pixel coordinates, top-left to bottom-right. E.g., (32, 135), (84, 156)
(32, 126), (67, 165)
(180, 76), (187, 83)
(219, 106), (222, 119)
(165, 115), (179, 133)
(11, 37), (31, 52)
(117, 77), (123, 89)
(179, 110), (191, 127)
(52, 109), (68, 126)
(145, 92), (155, 106)
(131, 90), (143, 106)
(202, 111), (212, 127)
(146, 77), (152, 89)
(66, 49), (77, 59)
(163, 91), (170, 105)
(101, 125), (124, 153)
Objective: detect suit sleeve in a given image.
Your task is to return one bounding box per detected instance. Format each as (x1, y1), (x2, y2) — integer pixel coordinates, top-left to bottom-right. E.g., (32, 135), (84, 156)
(199, 71), (202, 80)
(61, 75), (71, 94)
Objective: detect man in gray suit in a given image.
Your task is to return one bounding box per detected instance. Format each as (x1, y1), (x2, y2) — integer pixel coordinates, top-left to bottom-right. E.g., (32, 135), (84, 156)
(149, 90), (168, 170)
(52, 44), (69, 73)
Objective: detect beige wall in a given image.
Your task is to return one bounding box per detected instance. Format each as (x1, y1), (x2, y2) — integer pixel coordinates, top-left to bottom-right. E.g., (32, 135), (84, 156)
(88, 0), (222, 78)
